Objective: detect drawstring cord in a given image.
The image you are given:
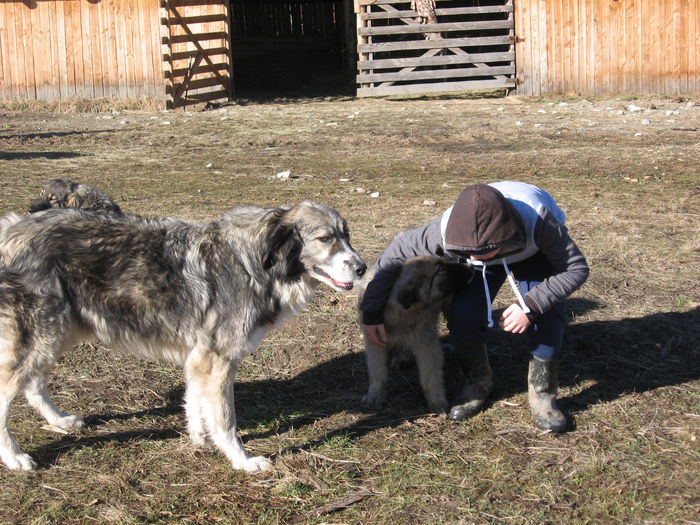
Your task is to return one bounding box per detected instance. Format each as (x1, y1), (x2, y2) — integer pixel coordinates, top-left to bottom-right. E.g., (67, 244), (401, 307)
(481, 265), (494, 328)
(480, 259), (532, 329)
(502, 258), (531, 314)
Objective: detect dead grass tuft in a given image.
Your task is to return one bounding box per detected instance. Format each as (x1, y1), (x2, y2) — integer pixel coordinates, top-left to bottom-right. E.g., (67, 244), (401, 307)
(0, 97), (166, 114)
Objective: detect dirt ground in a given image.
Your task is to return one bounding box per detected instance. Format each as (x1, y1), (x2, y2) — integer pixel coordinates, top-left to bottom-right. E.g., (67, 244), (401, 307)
(0, 92), (698, 524)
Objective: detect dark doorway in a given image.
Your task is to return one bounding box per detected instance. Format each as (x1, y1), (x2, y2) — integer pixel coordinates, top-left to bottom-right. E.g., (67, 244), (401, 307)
(230, 0), (355, 99)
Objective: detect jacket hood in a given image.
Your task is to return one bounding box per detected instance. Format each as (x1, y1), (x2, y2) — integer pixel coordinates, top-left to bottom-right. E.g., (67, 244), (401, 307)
(444, 184), (526, 258)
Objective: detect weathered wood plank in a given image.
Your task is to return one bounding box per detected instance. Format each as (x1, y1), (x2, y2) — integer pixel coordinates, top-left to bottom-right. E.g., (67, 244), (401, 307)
(166, 75), (226, 93)
(361, 5), (513, 21)
(357, 78), (514, 97)
(169, 88), (229, 105)
(358, 65), (515, 83)
(164, 47), (230, 62)
(163, 31), (229, 45)
(160, 14), (228, 25)
(358, 52), (515, 71)
(358, 35), (514, 54)
(165, 62), (230, 79)
(359, 20), (514, 36)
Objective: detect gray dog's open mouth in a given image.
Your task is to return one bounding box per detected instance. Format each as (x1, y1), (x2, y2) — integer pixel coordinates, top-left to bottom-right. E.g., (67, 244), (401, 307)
(312, 266), (353, 290)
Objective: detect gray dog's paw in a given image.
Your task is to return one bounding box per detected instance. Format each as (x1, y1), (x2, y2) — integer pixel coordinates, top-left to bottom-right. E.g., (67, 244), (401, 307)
(361, 393), (386, 410)
(426, 398), (449, 414)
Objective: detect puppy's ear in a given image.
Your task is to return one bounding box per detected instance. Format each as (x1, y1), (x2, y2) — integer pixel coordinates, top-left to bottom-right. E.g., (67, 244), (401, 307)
(396, 280), (421, 309)
(263, 214), (302, 270)
(447, 262), (474, 290)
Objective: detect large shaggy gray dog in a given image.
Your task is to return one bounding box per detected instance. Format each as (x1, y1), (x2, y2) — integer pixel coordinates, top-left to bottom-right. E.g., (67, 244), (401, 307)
(360, 256), (473, 414)
(0, 201), (366, 472)
(28, 177), (123, 214)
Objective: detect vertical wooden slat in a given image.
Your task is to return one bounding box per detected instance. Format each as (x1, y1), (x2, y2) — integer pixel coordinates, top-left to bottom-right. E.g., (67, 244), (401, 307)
(54, 1), (68, 98)
(19, 2), (32, 99)
(108, 0), (121, 97)
(136, 0), (151, 94)
(20, 2), (35, 99)
(538, 0), (548, 94)
(617, 0), (626, 93)
(513, 0), (527, 93)
(34, 2), (51, 99)
(659, 0), (668, 95)
(579, 0), (589, 94)
(653, 0), (663, 94)
(150, 0), (166, 97)
(611, 0), (622, 94)
(672, 0), (682, 94)
(625, 0), (638, 94)
(0, 2), (18, 99)
(80, 0), (96, 98)
(92, 1), (106, 98)
(547, 0), (557, 92)
(678, 0), (687, 94)
(126, 0), (138, 97)
(563, 0), (573, 93)
(571, 0), (580, 93)
(691, 0), (699, 92)
(95, 0), (108, 97)
(70, 0), (84, 98)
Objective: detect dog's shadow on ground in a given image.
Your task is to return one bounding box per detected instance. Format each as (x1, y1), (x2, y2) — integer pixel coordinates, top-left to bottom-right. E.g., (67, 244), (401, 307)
(236, 300), (700, 449)
(32, 302), (700, 466)
(237, 300), (700, 451)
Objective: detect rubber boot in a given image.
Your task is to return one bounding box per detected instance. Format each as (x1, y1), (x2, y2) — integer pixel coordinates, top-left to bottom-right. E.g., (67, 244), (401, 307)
(528, 356), (567, 433)
(449, 344), (493, 421)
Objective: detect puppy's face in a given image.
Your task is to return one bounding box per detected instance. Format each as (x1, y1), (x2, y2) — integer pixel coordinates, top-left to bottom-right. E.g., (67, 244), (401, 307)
(291, 201), (367, 291)
(28, 178), (76, 213)
(394, 256), (474, 309)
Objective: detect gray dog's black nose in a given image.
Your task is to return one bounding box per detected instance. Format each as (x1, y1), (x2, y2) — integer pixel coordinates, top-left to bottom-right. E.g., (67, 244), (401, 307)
(355, 261), (367, 277)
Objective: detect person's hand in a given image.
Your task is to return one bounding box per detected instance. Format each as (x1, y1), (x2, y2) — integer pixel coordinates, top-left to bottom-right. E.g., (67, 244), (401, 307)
(499, 304), (531, 334)
(361, 322), (388, 348)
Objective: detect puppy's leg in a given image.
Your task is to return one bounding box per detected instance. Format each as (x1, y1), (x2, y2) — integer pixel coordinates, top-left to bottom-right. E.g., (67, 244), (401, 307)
(24, 375), (85, 430)
(361, 341), (389, 409)
(185, 348), (271, 473)
(412, 338), (448, 414)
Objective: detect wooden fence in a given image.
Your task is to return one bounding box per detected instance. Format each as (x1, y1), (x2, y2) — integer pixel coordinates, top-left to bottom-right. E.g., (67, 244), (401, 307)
(0, 0), (165, 100)
(355, 0), (516, 97)
(515, 0), (700, 95)
(161, 0), (232, 108)
(3, 0), (699, 102)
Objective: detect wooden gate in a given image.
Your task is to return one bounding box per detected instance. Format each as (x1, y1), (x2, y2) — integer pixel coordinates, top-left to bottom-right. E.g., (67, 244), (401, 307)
(355, 0), (515, 97)
(161, 0), (233, 108)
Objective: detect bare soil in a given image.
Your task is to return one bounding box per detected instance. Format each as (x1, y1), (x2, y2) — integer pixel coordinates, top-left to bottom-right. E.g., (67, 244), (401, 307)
(0, 91), (698, 524)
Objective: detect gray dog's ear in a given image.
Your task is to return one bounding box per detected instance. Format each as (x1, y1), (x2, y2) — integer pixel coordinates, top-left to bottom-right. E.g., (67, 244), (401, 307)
(263, 213), (303, 271)
(396, 280), (421, 309)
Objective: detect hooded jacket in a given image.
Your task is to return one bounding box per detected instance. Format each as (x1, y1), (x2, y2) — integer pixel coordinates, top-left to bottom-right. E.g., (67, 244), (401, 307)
(360, 181), (589, 325)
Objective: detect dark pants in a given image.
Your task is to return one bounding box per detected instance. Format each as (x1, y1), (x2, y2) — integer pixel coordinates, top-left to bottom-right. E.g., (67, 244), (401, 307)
(445, 253), (567, 362)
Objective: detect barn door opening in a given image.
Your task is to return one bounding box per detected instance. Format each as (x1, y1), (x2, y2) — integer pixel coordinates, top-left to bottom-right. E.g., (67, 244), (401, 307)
(161, 0), (234, 108)
(229, 0), (355, 99)
(356, 0), (515, 97)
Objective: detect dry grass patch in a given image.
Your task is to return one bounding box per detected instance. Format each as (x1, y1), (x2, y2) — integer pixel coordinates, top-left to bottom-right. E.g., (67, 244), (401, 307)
(0, 93), (698, 524)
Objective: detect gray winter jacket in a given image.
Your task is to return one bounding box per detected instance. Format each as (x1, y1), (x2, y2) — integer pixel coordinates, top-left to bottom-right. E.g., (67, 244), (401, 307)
(360, 181), (589, 325)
